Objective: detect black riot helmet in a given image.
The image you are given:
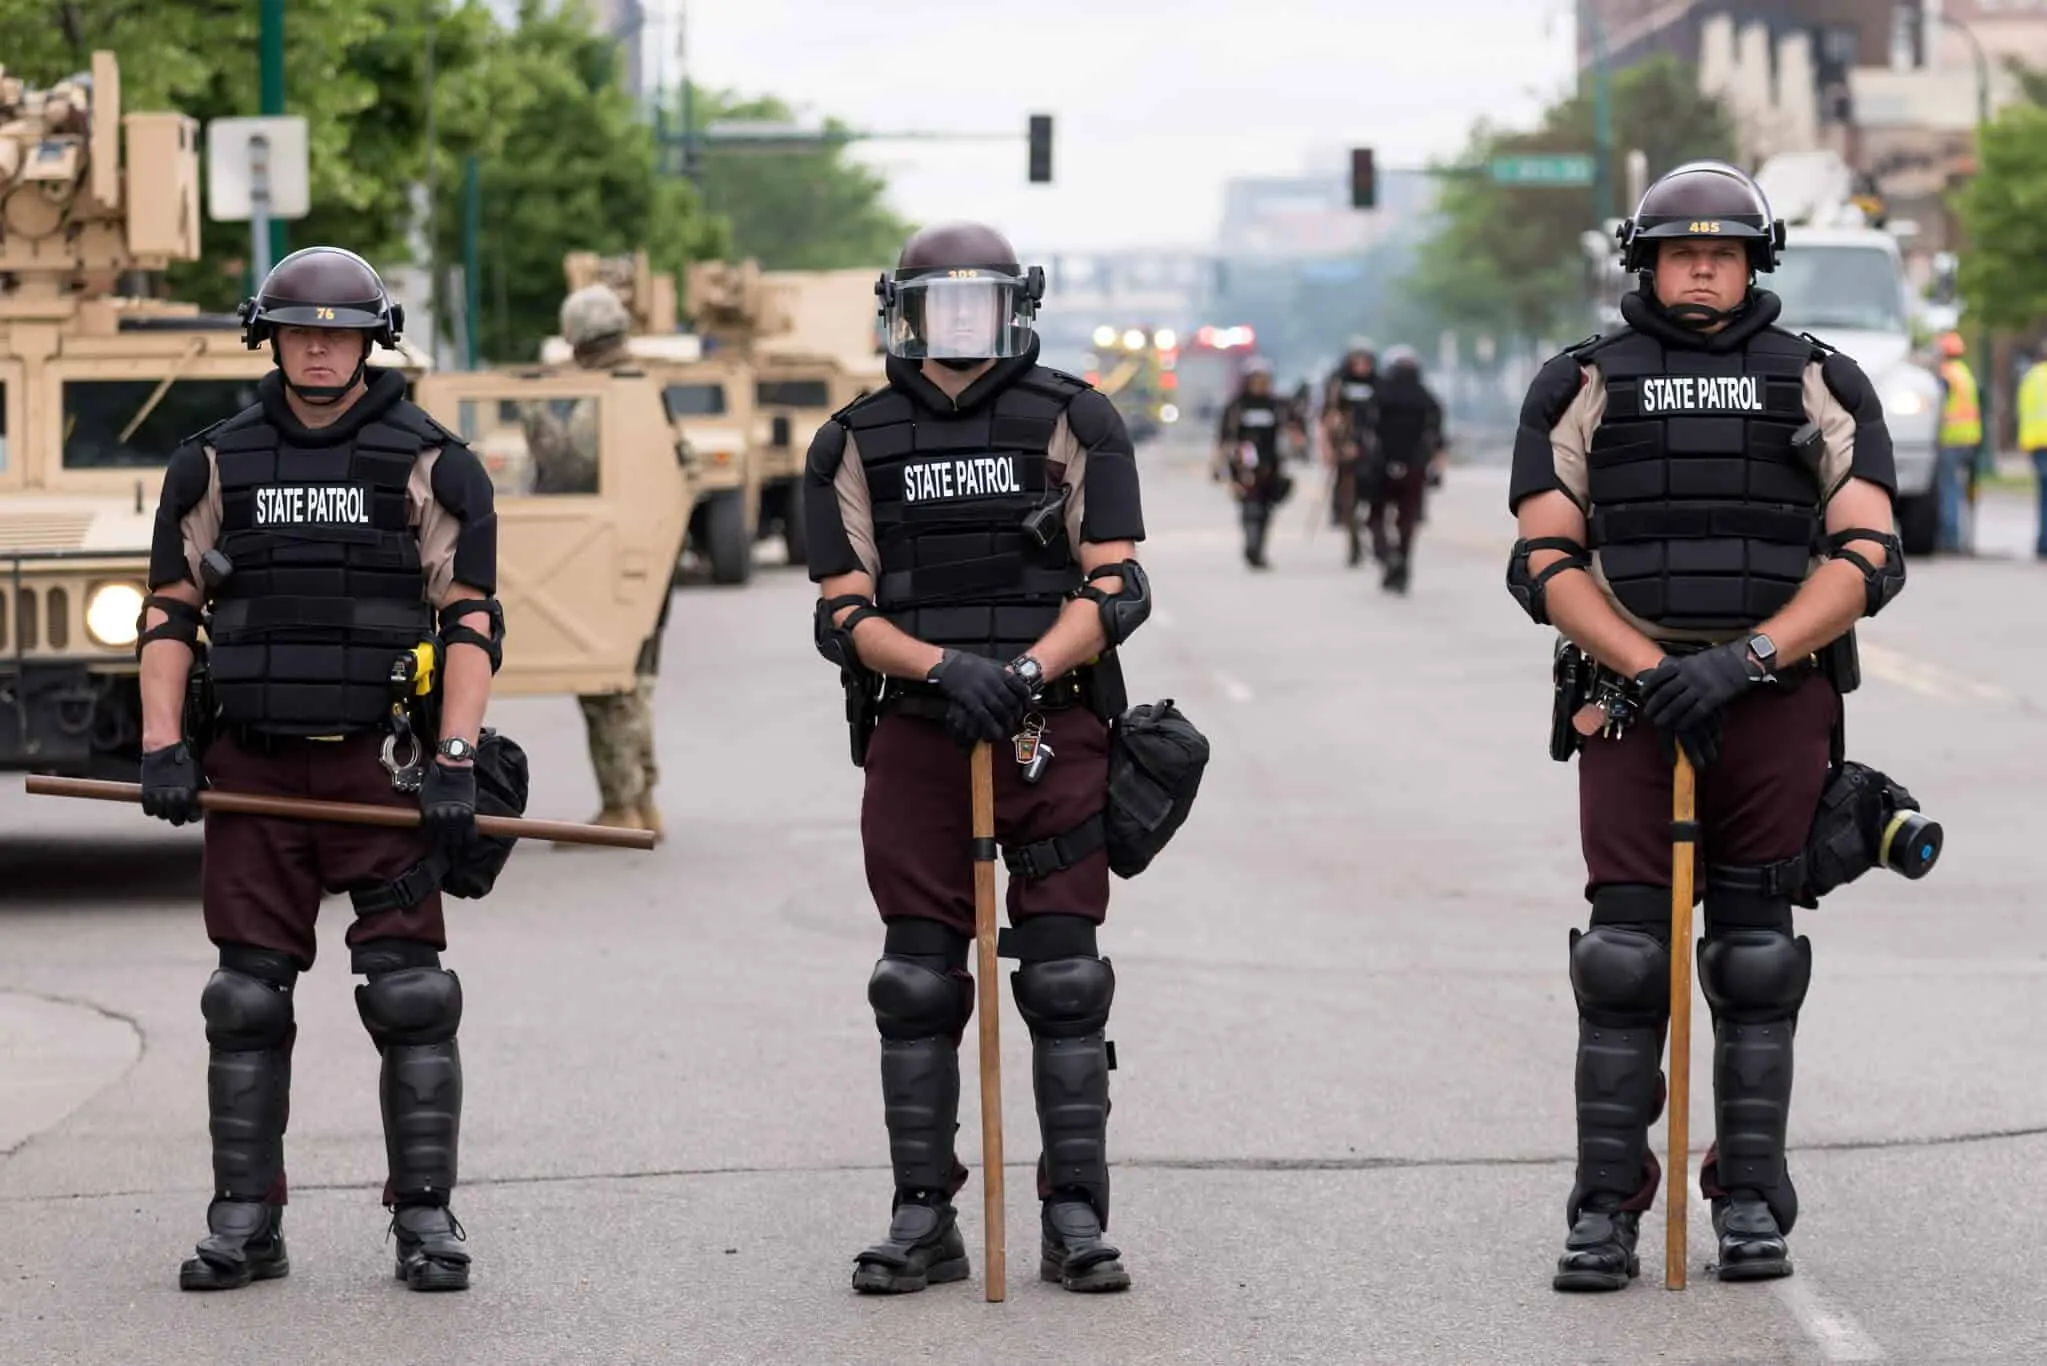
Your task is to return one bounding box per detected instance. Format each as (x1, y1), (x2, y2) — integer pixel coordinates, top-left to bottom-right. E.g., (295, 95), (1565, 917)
(876, 221), (1046, 369)
(239, 246), (405, 404)
(1616, 160), (1785, 276)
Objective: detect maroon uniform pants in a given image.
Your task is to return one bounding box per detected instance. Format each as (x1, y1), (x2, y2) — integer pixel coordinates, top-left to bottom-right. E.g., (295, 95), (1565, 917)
(1365, 458), (1429, 562)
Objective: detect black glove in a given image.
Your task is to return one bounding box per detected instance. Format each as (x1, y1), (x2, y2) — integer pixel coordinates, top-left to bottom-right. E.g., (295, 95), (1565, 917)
(926, 649), (1033, 748)
(1638, 640), (1766, 735)
(140, 742), (204, 826)
(420, 758), (477, 850)
(1640, 692), (1724, 770)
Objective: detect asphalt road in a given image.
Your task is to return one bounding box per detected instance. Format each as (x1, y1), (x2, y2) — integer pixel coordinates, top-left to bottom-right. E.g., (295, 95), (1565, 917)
(2, 443), (2043, 1366)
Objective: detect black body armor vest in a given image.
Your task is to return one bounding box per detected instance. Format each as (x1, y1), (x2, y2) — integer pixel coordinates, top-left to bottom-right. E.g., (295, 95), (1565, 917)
(846, 360), (1088, 661)
(1583, 299), (1823, 631)
(1331, 376), (1376, 434)
(1230, 395), (1282, 460)
(204, 378), (441, 734)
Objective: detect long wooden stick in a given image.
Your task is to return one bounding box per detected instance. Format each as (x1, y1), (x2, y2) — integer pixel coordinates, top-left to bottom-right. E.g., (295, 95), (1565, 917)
(1666, 749), (1698, 1291)
(968, 740), (1006, 1302)
(24, 776), (655, 850)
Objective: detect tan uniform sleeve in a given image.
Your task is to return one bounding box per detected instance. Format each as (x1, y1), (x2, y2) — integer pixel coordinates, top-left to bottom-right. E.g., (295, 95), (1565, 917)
(835, 430), (879, 580)
(410, 447), (463, 602)
(180, 448), (224, 589)
(1550, 363), (1605, 509)
(1049, 413), (1089, 546)
(1802, 361), (1858, 500)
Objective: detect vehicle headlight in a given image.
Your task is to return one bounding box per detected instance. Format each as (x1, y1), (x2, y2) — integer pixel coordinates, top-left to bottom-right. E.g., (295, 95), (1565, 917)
(86, 581), (146, 649)
(1884, 386), (1929, 416)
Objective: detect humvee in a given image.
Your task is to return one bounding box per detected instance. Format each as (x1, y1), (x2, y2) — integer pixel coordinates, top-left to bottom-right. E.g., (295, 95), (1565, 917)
(0, 53), (683, 773)
(541, 251), (758, 585)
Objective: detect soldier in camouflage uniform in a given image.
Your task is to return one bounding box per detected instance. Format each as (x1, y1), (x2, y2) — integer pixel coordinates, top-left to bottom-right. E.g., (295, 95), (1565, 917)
(540, 285), (666, 838)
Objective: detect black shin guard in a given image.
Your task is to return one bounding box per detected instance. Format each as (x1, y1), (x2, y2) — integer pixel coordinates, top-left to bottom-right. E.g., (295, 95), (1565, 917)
(1565, 896), (1671, 1219)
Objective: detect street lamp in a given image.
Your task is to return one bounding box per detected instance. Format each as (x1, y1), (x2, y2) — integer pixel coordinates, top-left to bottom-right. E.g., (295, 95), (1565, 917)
(1937, 14), (1994, 492)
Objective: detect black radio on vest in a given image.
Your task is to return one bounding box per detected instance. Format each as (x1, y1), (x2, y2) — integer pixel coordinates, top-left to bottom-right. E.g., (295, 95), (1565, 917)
(204, 369), (440, 734)
(1577, 290), (1823, 632)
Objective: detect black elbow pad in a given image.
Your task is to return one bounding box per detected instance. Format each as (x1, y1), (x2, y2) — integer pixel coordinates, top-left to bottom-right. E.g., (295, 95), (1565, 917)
(814, 594), (880, 671)
(1075, 559), (1151, 646)
(136, 595), (203, 658)
(438, 598), (505, 673)
(1825, 528), (1906, 617)
(1506, 536), (1590, 625)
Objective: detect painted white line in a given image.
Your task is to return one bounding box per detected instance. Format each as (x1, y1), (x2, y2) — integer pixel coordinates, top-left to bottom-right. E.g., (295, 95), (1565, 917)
(1859, 641), (2010, 703)
(1153, 609), (1178, 630)
(1773, 1276), (1886, 1362)
(1214, 674), (1254, 703)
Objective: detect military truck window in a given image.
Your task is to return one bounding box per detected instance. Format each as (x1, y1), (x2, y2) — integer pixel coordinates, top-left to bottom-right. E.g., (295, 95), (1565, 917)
(62, 378), (261, 468)
(756, 379), (831, 408)
(663, 383), (728, 419)
(455, 396), (600, 497)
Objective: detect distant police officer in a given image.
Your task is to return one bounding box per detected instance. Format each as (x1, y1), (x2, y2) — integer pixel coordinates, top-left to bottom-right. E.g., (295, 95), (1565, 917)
(1216, 358), (1291, 569)
(1321, 342), (1378, 565)
(806, 221), (1150, 1295)
(541, 284), (667, 838)
(1366, 345), (1447, 593)
(137, 247), (504, 1293)
(1506, 163), (1905, 1289)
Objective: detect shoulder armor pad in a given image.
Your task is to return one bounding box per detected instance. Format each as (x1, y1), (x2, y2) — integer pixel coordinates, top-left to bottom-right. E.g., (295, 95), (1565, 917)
(1819, 349), (1879, 415)
(1013, 366), (1093, 407)
(1558, 332), (1605, 360)
(386, 401), (467, 448)
(837, 385), (910, 428)
(182, 402), (264, 447)
(1798, 330), (1838, 357)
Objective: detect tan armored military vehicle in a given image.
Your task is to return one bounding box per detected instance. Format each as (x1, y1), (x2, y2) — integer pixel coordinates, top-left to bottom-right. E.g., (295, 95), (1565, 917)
(685, 262), (886, 567)
(540, 250), (758, 585)
(0, 52), (432, 774)
(0, 53), (681, 774)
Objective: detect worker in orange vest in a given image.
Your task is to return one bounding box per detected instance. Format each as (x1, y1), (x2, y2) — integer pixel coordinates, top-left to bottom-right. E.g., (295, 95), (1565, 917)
(1934, 331), (1981, 552)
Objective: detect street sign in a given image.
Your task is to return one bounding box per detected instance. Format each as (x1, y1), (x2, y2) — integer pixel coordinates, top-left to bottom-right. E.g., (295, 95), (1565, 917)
(1489, 153), (1595, 187)
(206, 116), (310, 220)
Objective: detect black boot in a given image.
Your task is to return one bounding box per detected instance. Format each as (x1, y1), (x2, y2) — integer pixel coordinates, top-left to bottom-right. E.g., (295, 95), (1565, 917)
(854, 955), (974, 1294)
(1241, 503), (1270, 569)
(381, 1039), (469, 1291)
(1554, 922), (1668, 1293)
(1023, 958), (1138, 1302)
(1699, 927), (1810, 1284)
(181, 958), (294, 1292)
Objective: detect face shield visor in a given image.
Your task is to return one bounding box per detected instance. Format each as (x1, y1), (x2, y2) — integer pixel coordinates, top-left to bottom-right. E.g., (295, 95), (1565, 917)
(880, 269), (1039, 361)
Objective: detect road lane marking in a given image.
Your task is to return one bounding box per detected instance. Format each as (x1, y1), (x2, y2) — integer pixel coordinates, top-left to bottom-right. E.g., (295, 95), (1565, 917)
(1773, 1276), (1886, 1361)
(1215, 673), (1254, 703)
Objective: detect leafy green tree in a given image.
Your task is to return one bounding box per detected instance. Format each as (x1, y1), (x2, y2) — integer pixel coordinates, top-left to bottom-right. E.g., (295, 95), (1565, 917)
(1403, 56), (1739, 343)
(674, 86), (914, 269)
(1952, 101), (2047, 333)
(428, 0), (727, 362)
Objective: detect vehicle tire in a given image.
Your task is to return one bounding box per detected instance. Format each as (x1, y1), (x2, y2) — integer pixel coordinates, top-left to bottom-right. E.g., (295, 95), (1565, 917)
(1896, 491), (1938, 558)
(706, 490), (752, 585)
(780, 482), (808, 568)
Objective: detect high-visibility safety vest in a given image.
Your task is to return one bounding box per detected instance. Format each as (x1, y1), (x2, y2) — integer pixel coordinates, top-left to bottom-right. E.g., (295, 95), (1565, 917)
(1938, 359), (1982, 447)
(2018, 362), (2047, 451)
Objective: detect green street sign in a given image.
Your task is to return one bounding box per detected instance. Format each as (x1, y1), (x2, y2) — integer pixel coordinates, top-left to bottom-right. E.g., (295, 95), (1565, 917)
(1490, 154), (1596, 186)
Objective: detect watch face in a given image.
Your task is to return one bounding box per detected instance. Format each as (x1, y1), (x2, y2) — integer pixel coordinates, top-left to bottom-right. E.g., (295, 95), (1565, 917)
(1750, 634), (1776, 662)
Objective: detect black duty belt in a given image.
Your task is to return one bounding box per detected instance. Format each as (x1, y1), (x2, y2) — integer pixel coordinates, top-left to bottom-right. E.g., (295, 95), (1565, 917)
(224, 724), (372, 754)
(878, 670), (1090, 720)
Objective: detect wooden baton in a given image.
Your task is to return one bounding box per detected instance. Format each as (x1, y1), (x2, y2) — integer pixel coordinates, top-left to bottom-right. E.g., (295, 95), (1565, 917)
(969, 740), (1006, 1302)
(1666, 748), (1698, 1290)
(23, 776), (656, 850)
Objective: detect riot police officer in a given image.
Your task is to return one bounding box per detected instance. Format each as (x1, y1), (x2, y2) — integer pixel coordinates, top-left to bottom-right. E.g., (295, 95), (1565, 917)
(1320, 343), (1378, 565)
(137, 247), (505, 1293)
(805, 220), (1150, 1295)
(1507, 163), (1905, 1289)
(1216, 358), (1291, 569)
(1365, 345), (1446, 593)
(541, 284), (667, 838)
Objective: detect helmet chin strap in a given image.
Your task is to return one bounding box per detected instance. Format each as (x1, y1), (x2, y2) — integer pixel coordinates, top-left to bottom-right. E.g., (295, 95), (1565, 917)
(1639, 275), (1751, 331)
(271, 335), (370, 405)
(933, 357), (984, 372)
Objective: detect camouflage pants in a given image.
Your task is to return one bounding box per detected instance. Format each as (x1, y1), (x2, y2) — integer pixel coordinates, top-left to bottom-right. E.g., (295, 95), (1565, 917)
(577, 675), (658, 811)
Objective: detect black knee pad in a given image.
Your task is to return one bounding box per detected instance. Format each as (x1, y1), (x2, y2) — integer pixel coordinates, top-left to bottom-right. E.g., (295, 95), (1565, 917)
(1568, 923), (1670, 1029)
(350, 938), (443, 977)
(867, 955), (972, 1042)
(200, 945), (298, 1051)
(1698, 931), (1811, 1025)
(355, 966), (463, 1048)
(1012, 956), (1115, 1039)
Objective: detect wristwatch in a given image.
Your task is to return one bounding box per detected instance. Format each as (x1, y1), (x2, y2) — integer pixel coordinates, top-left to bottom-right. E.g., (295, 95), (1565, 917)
(436, 737), (477, 763)
(1009, 654), (1045, 689)
(1745, 632), (1778, 679)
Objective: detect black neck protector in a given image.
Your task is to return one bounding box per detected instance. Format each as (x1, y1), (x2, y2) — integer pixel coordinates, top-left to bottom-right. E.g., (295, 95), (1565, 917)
(258, 367), (409, 448)
(272, 333), (374, 406)
(1622, 286), (1783, 354)
(886, 332), (1044, 414)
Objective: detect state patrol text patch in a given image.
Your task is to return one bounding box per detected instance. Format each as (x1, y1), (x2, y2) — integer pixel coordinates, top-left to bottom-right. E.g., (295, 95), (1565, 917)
(901, 454), (1022, 502)
(1638, 375), (1765, 414)
(253, 483), (373, 526)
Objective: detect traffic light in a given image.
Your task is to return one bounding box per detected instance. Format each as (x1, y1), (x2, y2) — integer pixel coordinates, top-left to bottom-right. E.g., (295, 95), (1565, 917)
(1349, 148), (1376, 209)
(1028, 114), (1053, 184)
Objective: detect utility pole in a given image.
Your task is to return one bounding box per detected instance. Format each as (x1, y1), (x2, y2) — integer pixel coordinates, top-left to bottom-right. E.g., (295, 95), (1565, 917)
(259, 0), (288, 270)
(1581, 0), (1615, 224)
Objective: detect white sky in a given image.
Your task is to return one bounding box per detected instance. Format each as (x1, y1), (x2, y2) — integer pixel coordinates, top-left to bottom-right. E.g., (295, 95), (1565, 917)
(639, 0), (1584, 252)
